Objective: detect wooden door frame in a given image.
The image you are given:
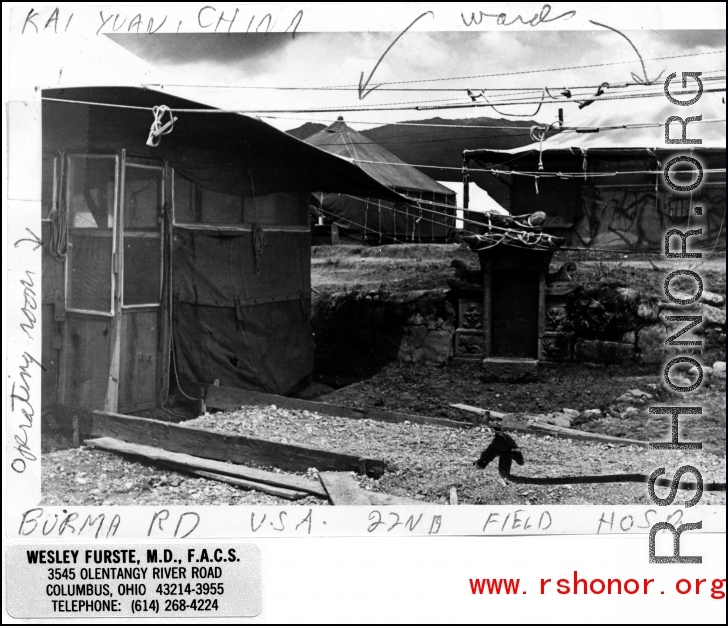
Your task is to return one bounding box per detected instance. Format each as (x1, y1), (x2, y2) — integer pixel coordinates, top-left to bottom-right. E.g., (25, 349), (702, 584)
(112, 155), (171, 413)
(103, 149), (125, 412)
(58, 153), (119, 407)
(57, 151), (171, 413)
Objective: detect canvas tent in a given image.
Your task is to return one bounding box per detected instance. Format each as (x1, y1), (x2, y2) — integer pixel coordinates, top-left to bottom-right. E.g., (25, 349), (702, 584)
(305, 117), (457, 243)
(464, 96), (726, 251)
(41, 86), (406, 414)
(436, 180), (508, 230)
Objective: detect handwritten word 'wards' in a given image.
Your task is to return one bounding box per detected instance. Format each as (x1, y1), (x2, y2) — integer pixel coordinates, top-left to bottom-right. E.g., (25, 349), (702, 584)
(462, 4), (576, 27)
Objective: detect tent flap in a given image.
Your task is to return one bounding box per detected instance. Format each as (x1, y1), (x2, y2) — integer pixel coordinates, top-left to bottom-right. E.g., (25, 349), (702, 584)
(172, 228), (313, 395)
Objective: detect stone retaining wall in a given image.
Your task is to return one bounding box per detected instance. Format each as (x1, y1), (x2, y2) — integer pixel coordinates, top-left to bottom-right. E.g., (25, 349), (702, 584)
(543, 284), (726, 365)
(311, 283), (725, 380)
(311, 289), (457, 381)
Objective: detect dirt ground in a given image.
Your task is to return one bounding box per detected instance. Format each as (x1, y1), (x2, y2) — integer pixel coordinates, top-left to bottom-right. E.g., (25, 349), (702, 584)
(312, 244), (726, 299)
(320, 362), (727, 456)
(311, 243), (726, 454)
(42, 245), (725, 507)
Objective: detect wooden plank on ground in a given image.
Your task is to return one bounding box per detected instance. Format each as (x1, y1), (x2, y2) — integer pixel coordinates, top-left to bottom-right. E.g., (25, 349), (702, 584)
(451, 403), (647, 447)
(366, 492), (425, 506)
(190, 470), (311, 500)
(205, 385), (473, 430)
(451, 404), (506, 420)
(86, 437), (327, 497)
(526, 422), (648, 447)
(54, 405), (385, 478)
(318, 472), (371, 505)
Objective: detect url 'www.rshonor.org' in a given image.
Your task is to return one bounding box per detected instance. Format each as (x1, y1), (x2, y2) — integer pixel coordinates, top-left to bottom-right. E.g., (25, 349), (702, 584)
(469, 575), (726, 597)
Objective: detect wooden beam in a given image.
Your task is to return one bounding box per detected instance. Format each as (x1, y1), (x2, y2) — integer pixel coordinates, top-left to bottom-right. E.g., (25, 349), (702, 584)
(366, 492), (425, 506)
(86, 437), (328, 497)
(204, 385), (474, 430)
(450, 403), (647, 447)
(525, 422), (648, 447)
(105, 149), (125, 413)
(189, 470), (311, 501)
(451, 404), (504, 422)
(72, 415), (80, 448)
(318, 472), (429, 506)
(54, 405), (386, 478)
(318, 472), (371, 505)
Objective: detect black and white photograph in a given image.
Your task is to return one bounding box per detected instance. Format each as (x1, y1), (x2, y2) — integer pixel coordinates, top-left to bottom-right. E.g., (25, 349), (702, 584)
(4, 3), (726, 622)
(35, 17), (727, 507)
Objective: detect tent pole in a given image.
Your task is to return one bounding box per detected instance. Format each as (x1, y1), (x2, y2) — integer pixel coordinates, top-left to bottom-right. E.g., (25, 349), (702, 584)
(462, 153), (470, 210)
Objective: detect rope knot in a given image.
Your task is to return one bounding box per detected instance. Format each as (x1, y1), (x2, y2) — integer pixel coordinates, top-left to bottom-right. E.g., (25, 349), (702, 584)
(146, 105), (178, 147)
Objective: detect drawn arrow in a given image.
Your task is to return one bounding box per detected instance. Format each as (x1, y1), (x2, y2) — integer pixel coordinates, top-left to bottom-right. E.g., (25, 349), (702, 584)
(14, 228), (42, 251)
(358, 11), (434, 100)
(590, 20), (665, 86)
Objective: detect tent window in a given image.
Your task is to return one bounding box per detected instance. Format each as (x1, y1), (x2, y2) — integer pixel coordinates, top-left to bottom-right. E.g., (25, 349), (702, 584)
(123, 165), (163, 306)
(66, 155), (117, 313)
(244, 192), (307, 225)
(42, 156), (57, 219)
(68, 156), (115, 229)
(174, 172), (243, 224)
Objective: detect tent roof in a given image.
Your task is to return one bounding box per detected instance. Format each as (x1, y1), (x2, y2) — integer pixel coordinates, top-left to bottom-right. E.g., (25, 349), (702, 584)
(42, 87), (407, 202)
(305, 117), (455, 196)
(465, 94), (726, 165)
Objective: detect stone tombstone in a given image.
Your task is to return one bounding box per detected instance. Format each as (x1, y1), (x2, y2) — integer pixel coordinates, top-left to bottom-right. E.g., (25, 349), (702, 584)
(450, 245), (556, 380)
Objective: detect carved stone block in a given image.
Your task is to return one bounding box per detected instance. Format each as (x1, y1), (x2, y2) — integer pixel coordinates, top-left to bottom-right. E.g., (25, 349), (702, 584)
(541, 331), (573, 361)
(454, 329), (486, 360)
(458, 299), (483, 330)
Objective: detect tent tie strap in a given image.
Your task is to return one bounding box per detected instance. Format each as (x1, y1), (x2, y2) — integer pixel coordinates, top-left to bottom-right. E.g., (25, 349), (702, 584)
(146, 105), (178, 147)
(530, 119), (563, 172)
(49, 151), (68, 261)
(252, 222), (267, 275)
(234, 297), (245, 332)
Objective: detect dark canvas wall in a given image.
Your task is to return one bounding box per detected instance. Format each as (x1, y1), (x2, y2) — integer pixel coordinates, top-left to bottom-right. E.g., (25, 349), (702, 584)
(172, 228), (313, 396)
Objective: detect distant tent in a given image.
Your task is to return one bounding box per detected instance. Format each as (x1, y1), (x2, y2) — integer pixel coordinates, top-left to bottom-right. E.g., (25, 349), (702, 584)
(306, 117), (457, 243)
(464, 96), (726, 252)
(436, 180), (508, 230)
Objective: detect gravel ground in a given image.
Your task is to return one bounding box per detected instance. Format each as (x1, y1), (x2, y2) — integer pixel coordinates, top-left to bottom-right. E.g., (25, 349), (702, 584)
(318, 362), (727, 455)
(178, 405), (726, 506)
(41, 446), (325, 507)
(41, 391), (725, 507)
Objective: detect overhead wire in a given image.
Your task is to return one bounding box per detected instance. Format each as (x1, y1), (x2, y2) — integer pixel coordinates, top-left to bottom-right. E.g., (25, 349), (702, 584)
(42, 85), (724, 115)
(143, 69), (726, 93)
(322, 48), (727, 87)
(319, 199), (563, 252)
(143, 49), (725, 91)
(346, 157), (727, 179)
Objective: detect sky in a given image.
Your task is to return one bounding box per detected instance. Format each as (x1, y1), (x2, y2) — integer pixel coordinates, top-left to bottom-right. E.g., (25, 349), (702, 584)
(110, 30), (725, 132)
